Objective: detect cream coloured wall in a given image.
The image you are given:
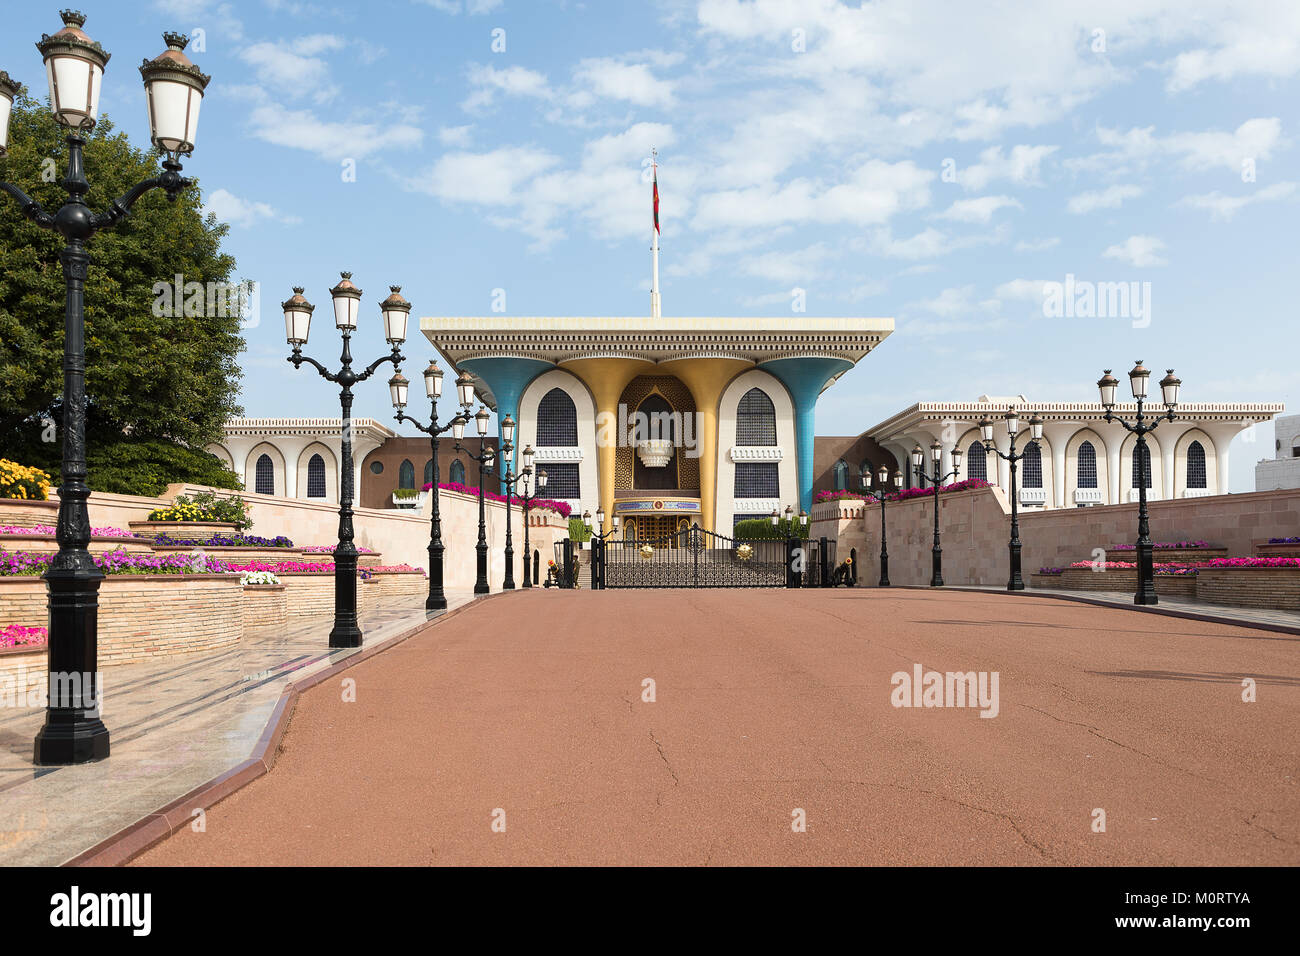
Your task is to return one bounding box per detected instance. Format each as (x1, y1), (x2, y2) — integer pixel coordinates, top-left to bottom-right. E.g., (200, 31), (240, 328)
(715, 369), (798, 530)
(517, 369), (598, 510)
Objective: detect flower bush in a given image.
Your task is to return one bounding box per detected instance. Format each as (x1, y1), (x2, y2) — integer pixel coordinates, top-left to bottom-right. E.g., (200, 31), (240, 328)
(427, 482), (573, 518)
(300, 544), (376, 553)
(361, 563), (426, 578)
(147, 490), (253, 531)
(1198, 556), (1300, 569)
(0, 524), (138, 538)
(1, 624), (47, 648)
(154, 533), (293, 549)
(1111, 540), (1209, 550)
(0, 459), (53, 500)
(239, 570), (282, 586)
(0, 546), (227, 576)
(1267, 536), (1300, 544)
(393, 487), (422, 500)
(885, 478), (993, 502)
(1036, 567), (1064, 574)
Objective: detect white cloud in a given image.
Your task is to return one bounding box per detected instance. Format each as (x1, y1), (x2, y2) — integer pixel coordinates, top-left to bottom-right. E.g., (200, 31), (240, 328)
(418, 146), (561, 206)
(438, 125), (474, 147)
(204, 189), (299, 228)
(1177, 181), (1298, 220)
(934, 195), (1021, 223)
(462, 64), (553, 112)
(1165, 3), (1300, 91)
(238, 35), (347, 103)
(740, 244), (836, 283)
(1069, 119), (1285, 177)
(1102, 235), (1168, 268)
(994, 278), (1055, 301)
(572, 58), (675, 108)
(417, 0), (501, 13)
(959, 145), (1057, 191)
(692, 159), (932, 231)
(1066, 184), (1143, 214)
(1014, 237), (1060, 252)
(245, 101), (423, 161)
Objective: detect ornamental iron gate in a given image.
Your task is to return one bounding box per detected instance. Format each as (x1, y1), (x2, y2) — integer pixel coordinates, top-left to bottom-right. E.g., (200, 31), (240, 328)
(601, 523), (786, 588)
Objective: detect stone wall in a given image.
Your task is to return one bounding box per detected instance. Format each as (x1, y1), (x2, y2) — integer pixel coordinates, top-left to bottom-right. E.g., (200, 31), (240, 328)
(1196, 568), (1300, 610)
(816, 486), (1300, 588)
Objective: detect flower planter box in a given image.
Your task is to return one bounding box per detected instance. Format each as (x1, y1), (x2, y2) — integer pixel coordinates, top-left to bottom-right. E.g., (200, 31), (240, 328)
(129, 520), (240, 541)
(1153, 574), (1198, 598)
(0, 644), (48, 691)
(1108, 546), (1226, 563)
(151, 544), (304, 565)
(1029, 572), (1064, 589)
(0, 533), (152, 555)
(1253, 542), (1300, 559)
(299, 549), (383, 567)
(242, 583), (287, 628)
(0, 574), (243, 665)
(360, 570), (427, 610)
(277, 572), (340, 617)
(0, 499), (59, 529)
(1195, 567), (1300, 610)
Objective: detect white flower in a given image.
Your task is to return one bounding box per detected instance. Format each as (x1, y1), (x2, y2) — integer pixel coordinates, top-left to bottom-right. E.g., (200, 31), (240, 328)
(240, 570), (281, 586)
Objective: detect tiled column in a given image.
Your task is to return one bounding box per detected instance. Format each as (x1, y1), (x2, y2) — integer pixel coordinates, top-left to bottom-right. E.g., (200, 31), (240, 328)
(658, 357), (752, 533)
(560, 357), (652, 532)
(456, 357), (554, 493)
(760, 357), (854, 513)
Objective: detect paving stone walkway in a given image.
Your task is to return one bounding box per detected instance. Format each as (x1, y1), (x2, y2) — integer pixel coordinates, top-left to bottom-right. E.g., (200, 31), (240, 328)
(0, 589), (480, 866)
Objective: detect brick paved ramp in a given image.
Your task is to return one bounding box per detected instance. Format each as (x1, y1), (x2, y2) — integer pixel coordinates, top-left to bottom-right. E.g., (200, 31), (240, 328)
(135, 589), (1299, 865)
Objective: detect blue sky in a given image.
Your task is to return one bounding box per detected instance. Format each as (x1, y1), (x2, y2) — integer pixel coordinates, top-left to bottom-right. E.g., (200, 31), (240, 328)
(3, 0), (1297, 490)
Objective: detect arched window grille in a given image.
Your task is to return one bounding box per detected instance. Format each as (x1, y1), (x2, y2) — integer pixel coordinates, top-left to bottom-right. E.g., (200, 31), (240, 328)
(399, 459), (415, 490)
(1022, 443), (1043, 489)
(449, 459), (466, 485)
(1186, 441), (1207, 489)
(306, 454), (326, 498)
(833, 459), (849, 491)
(1132, 443), (1152, 488)
(537, 388), (578, 446)
(424, 459), (434, 487)
(736, 388), (777, 446)
(966, 442), (987, 482)
(255, 454), (274, 495)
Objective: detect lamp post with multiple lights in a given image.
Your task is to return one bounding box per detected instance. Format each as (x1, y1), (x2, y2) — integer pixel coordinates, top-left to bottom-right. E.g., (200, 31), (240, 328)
(517, 465), (548, 588)
(981, 408), (1044, 591)
(494, 416), (525, 591)
(1098, 361), (1182, 605)
(285, 276), (407, 646)
(1, 13), (212, 764)
(911, 440), (963, 587)
(858, 465), (901, 587)
(390, 361), (464, 611)
(453, 390), (495, 595)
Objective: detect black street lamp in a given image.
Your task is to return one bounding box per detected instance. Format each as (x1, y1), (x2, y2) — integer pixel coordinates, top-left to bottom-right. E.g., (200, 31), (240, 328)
(1, 15), (212, 765)
(858, 465), (901, 587)
(517, 464), (548, 588)
(391, 360), (463, 611)
(498, 426), (539, 591)
(285, 275), (406, 647)
(1098, 361), (1181, 605)
(454, 396), (495, 595)
(982, 408), (1044, 591)
(583, 506), (620, 590)
(911, 440), (963, 587)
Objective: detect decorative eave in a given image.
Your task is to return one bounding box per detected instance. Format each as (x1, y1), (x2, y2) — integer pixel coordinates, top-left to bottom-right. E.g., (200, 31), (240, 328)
(218, 417), (398, 441)
(420, 315), (893, 368)
(867, 401), (1286, 441)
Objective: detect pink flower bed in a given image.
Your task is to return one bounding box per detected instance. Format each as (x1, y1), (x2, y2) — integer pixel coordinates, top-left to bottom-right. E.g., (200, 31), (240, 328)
(1111, 540), (1209, 550)
(1, 624), (47, 649)
(300, 545), (376, 553)
(427, 481), (572, 518)
(814, 490), (866, 503)
(0, 524), (138, 538)
(885, 479), (993, 502)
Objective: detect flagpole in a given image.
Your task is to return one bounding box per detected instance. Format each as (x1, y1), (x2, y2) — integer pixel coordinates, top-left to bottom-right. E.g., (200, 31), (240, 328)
(651, 148), (661, 320)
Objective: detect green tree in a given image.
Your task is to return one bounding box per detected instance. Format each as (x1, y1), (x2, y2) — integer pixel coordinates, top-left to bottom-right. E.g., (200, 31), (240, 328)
(0, 91), (244, 493)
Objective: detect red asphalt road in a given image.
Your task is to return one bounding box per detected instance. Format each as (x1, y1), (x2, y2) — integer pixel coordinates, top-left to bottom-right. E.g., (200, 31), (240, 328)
(135, 589), (1299, 866)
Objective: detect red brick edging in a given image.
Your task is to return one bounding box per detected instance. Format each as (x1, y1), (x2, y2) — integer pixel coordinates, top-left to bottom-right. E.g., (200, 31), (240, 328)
(62, 590), (516, 867)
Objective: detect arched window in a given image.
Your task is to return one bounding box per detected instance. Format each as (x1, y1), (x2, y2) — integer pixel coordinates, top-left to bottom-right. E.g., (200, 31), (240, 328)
(424, 459), (434, 487)
(833, 459), (849, 491)
(1187, 440), (1207, 489)
(398, 458), (415, 490)
(1022, 443), (1043, 489)
(449, 459), (466, 485)
(1077, 441), (1098, 489)
(255, 454), (274, 495)
(966, 442), (987, 483)
(306, 454), (326, 498)
(736, 388), (776, 445)
(537, 388), (578, 446)
(1132, 443), (1152, 488)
